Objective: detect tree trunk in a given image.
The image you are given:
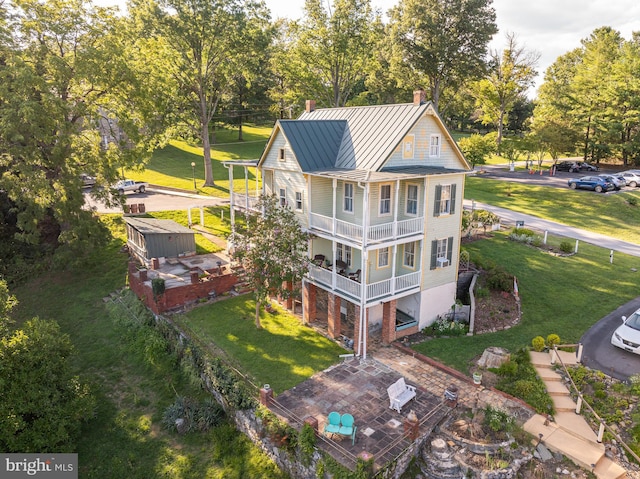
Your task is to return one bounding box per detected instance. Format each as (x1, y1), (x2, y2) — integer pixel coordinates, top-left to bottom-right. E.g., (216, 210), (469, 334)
(255, 300), (262, 329)
(202, 123), (215, 187)
(583, 115), (591, 161)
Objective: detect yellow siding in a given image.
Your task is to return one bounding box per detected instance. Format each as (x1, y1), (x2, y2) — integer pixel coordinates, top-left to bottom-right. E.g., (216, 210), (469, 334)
(261, 131), (303, 173)
(384, 114), (465, 170)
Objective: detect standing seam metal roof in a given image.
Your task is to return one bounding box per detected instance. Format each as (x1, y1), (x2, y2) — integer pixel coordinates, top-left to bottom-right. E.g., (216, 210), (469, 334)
(297, 103), (429, 171)
(124, 217), (195, 235)
(279, 120), (347, 172)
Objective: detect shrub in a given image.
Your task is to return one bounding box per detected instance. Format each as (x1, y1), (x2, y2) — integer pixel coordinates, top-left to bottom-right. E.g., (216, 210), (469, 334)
(559, 241), (573, 254)
(510, 227), (535, 237)
(483, 406), (515, 433)
(152, 277), (166, 300)
(162, 396), (225, 433)
(531, 336), (545, 352)
(424, 317), (468, 337)
(627, 196), (638, 207)
(485, 265), (513, 292)
(546, 334), (561, 348)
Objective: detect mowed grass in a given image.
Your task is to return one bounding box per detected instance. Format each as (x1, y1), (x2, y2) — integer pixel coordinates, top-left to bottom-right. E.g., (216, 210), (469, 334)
(176, 296), (347, 394)
(413, 231), (640, 372)
(10, 216), (287, 479)
(125, 125), (271, 198)
(465, 176), (640, 244)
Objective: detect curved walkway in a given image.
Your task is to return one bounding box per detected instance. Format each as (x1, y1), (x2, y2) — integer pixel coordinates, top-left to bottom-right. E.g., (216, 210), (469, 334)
(464, 200), (640, 258)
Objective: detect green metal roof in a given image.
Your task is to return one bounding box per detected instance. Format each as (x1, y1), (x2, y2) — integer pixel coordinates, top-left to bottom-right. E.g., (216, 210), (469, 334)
(279, 120), (346, 172)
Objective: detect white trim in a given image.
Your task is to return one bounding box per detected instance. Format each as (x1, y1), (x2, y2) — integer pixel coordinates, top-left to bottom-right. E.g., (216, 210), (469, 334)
(405, 183), (419, 216)
(429, 134), (441, 157)
(343, 182), (354, 214)
(378, 183), (392, 217)
(403, 241), (416, 269)
(295, 191), (303, 212)
(377, 247), (390, 269)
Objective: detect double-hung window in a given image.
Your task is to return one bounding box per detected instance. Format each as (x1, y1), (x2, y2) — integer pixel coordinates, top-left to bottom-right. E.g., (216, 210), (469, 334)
(429, 134), (441, 157)
(279, 188), (286, 207)
(403, 242), (416, 268)
(295, 191), (303, 211)
(430, 237), (454, 269)
(378, 248), (389, 268)
(343, 183), (354, 213)
(406, 184), (418, 216)
(379, 184), (391, 216)
(434, 184), (456, 216)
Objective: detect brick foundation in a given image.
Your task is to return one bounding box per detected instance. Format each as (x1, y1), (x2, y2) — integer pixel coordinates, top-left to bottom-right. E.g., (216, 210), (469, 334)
(327, 293), (341, 339)
(382, 300), (397, 344)
(303, 283), (317, 324)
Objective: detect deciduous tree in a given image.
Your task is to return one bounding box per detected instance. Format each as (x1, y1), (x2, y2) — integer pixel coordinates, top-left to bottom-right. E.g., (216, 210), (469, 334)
(286, 0), (380, 107)
(388, 0), (497, 113)
(472, 33), (539, 147)
(0, 282), (94, 453)
(231, 195), (309, 328)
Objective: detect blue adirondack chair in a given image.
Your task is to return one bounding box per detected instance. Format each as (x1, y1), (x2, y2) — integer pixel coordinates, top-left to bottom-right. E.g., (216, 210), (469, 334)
(338, 413), (357, 445)
(323, 411), (341, 437)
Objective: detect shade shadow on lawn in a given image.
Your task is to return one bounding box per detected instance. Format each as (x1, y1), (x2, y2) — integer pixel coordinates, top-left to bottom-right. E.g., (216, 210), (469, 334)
(181, 295), (347, 393)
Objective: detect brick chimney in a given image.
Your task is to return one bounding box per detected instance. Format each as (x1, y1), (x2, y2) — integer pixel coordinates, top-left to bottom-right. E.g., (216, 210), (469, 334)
(413, 89), (426, 106)
(305, 100), (316, 113)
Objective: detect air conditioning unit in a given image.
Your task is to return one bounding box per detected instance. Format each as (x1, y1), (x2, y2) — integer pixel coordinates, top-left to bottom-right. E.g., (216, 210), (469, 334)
(436, 257), (449, 268)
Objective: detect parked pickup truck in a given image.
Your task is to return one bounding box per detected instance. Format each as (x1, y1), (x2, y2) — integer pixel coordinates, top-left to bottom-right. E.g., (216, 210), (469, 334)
(113, 179), (148, 194)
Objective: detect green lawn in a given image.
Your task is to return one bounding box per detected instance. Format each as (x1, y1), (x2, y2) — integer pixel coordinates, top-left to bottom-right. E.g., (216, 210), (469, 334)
(174, 297), (347, 394)
(125, 125), (272, 198)
(11, 216), (287, 479)
(413, 230), (640, 372)
(465, 176), (640, 244)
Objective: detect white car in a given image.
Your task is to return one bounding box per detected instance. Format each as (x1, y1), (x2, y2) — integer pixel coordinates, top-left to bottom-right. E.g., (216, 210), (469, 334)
(621, 171), (640, 187)
(597, 174), (625, 190)
(611, 308), (640, 355)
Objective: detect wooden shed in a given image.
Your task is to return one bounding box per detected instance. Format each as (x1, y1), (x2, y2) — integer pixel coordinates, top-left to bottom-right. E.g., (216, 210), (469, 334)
(124, 218), (196, 263)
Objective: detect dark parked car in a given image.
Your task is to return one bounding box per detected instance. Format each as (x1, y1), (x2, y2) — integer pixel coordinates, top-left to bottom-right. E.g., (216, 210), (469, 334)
(555, 161), (581, 172)
(577, 161), (599, 171)
(568, 176), (615, 193)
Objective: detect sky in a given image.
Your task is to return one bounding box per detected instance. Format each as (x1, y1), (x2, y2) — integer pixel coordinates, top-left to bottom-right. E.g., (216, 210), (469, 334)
(97, 0), (640, 97)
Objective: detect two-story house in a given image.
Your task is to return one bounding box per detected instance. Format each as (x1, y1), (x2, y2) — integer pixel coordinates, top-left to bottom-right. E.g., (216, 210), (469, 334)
(225, 90), (471, 358)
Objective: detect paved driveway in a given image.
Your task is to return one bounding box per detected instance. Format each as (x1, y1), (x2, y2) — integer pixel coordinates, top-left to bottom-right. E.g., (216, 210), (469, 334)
(580, 297), (640, 381)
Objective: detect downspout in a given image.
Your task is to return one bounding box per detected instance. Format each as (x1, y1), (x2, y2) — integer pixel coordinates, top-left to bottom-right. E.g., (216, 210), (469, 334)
(332, 178), (337, 290)
(244, 167), (249, 211)
(357, 180), (369, 359)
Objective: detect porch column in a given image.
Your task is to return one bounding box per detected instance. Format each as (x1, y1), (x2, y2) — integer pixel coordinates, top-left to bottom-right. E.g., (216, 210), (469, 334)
(382, 300), (397, 344)
(354, 305), (369, 358)
(327, 293), (341, 339)
(228, 164), (235, 234)
(303, 282), (317, 324)
(393, 179), (400, 238)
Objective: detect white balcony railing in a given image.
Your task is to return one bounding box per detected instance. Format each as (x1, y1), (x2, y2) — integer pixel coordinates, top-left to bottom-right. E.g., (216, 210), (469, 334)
(309, 212), (423, 243)
(308, 264), (421, 303)
(395, 271), (421, 292)
(233, 193), (260, 212)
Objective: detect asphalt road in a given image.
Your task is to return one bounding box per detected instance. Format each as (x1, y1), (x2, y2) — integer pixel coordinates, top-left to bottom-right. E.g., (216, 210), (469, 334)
(580, 297), (640, 381)
(83, 186), (228, 214)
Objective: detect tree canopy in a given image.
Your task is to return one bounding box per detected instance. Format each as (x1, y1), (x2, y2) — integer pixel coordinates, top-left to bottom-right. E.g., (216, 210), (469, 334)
(231, 195), (309, 328)
(388, 0), (497, 113)
(0, 278), (95, 452)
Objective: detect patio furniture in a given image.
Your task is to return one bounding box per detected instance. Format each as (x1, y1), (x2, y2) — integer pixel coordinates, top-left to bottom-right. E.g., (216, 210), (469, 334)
(312, 254), (325, 266)
(324, 411), (341, 437)
(338, 413), (357, 445)
(387, 377), (416, 413)
(335, 260), (348, 275)
(348, 269), (361, 282)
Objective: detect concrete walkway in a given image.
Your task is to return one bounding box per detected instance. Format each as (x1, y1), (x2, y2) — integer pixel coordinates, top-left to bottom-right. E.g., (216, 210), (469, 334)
(525, 350), (627, 479)
(464, 200), (640, 258)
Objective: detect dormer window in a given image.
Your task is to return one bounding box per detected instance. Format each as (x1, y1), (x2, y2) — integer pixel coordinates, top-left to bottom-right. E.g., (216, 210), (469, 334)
(278, 148), (285, 161)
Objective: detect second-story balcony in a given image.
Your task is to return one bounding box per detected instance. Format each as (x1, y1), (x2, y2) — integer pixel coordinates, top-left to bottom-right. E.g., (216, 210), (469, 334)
(309, 213), (424, 244)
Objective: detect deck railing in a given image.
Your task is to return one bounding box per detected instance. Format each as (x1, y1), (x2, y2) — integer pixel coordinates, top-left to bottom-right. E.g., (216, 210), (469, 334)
(309, 264), (420, 303)
(309, 212), (423, 244)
